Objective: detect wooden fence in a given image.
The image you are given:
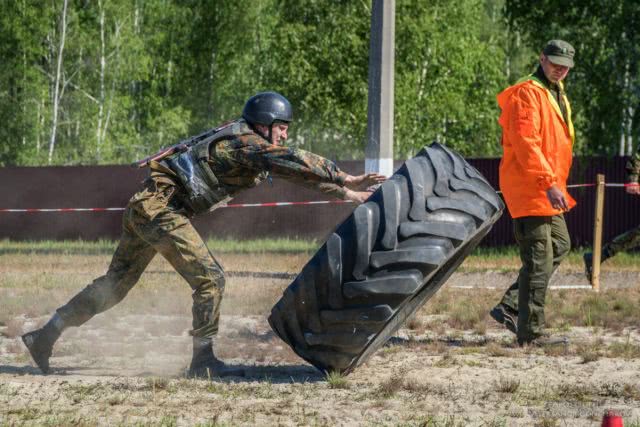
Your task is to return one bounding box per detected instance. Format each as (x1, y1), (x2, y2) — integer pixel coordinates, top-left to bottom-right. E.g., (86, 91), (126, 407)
(0, 157), (638, 248)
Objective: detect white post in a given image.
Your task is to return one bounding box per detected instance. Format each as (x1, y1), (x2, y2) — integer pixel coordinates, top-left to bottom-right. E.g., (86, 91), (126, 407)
(365, 0), (395, 177)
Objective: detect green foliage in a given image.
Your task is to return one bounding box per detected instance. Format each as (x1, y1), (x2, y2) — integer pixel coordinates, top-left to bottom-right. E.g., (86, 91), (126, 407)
(5, 0), (603, 165)
(395, 0), (509, 157)
(0, 1), (53, 165)
(267, 0), (371, 159)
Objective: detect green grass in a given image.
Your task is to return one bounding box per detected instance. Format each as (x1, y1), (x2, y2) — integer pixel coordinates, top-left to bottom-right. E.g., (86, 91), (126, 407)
(2, 239), (639, 330)
(325, 371), (350, 390)
(206, 237), (318, 253)
(546, 289), (640, 330)
(0, 237), (319, 255)
(1, 239), (639, 268)
(0, 238), (118, 255)
(2, 238), (639, 331)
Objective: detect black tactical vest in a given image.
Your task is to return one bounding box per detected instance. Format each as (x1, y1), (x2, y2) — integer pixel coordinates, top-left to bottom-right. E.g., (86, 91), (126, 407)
(162, 120), (253, 214)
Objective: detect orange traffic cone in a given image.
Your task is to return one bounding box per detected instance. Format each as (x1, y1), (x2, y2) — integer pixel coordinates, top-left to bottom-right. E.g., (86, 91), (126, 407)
(602, 410), (624, 427)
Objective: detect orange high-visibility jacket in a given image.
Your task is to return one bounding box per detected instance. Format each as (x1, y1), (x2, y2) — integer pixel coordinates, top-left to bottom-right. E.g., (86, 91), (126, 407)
(497, 76), (576, 218)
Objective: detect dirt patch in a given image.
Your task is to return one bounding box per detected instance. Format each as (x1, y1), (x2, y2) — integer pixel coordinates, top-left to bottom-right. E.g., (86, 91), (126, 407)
(1, 252), (640, 425)
(2, 306), (640, 425)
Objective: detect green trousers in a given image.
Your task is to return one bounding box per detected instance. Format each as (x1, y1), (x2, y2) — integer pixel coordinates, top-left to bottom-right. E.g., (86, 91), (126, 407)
(499, 214), (570, 341)
(602, 223), (640, 260)
(57, 176), (224, 338)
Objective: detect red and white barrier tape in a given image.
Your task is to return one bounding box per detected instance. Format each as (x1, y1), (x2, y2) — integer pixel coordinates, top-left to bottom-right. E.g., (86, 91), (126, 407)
(568, 183), (638, 188)
(223, 200), (353, 209)
(0, 182), (635, 213)
(0, 207), (126, 213)
(0, 199), (354, 213)
(495, 182), (633, 194)
(566, 183), (595, 188)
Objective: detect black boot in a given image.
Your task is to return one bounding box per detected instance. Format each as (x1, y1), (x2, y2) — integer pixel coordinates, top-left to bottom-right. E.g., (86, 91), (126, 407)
(21, 313), (65, 374)
(489, 304), (518, 335)
(583, 252), (593, 282)
(187, 337), (245, 378)
(584, 248), (611, 283)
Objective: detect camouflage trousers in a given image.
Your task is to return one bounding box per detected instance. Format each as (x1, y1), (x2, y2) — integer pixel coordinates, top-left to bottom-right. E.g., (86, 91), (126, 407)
(57, 177), (224, 338)
(602, 224), (640, 260)
(499, 214), (571, 341)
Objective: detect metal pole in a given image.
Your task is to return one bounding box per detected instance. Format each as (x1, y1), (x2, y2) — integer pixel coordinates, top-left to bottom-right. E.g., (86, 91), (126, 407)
(365, 0), (395, 177)
(591, 174), (605, 292)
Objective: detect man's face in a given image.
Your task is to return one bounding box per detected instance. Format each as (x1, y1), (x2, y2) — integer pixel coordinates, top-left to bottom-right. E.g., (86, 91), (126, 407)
(540, 54), (570, 83)
(270, 122), (289, 146)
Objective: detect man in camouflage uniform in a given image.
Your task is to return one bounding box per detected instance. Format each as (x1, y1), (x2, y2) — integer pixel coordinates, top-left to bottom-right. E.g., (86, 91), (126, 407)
(584, 145), (640, 280)
(22, 92), (385, 377)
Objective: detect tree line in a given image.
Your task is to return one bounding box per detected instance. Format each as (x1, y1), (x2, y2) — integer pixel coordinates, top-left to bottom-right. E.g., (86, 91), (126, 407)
(0, 0), (637, 166)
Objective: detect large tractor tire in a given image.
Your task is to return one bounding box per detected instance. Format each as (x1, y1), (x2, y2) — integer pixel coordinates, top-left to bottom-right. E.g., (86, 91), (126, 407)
(268, 143), (504, 374)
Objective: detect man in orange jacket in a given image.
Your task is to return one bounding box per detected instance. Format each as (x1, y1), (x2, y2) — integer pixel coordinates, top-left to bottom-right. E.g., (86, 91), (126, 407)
(490, 40), (576, 346)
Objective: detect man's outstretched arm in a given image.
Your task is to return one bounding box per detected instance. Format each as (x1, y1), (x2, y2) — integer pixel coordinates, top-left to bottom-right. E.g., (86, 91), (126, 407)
(232, 139), (385, 202)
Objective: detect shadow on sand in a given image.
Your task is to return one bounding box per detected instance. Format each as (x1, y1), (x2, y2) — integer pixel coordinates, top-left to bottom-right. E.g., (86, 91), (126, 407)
(386, 334), (514, 348)
(0, 364), (43, 375)
(1, 362), (324, 384)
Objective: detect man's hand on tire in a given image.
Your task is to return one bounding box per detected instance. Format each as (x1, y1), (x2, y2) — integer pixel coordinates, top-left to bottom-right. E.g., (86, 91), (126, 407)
(344, 189), (374, 204)
(344, 173), (386, 191)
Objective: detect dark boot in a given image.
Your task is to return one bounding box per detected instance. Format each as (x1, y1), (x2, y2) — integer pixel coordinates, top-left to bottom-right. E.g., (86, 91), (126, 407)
(187, 337), (245, 378)
(21, 313), (65, 374)
(489, 304), (518, 335)
(584, 248), (612, 283)
(583, 252), (593, 283)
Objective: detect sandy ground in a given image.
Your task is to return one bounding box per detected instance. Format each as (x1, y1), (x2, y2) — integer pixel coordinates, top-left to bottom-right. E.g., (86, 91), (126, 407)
(452, 270), (640, 290)
(1, 253), (639, 426)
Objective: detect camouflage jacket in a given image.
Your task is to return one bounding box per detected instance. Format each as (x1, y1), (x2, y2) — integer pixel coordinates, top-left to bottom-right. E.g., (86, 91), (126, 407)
(626, 144), (640, 183)
(143, 120), (349, 215)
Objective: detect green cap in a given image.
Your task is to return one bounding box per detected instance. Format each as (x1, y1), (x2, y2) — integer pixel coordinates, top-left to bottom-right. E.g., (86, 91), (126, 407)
(543, 40), (575, 68)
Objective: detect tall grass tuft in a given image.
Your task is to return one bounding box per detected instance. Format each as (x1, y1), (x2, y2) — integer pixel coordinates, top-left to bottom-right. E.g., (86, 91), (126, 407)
(325, 370), (350, 389)
(375, 372), (406, 398)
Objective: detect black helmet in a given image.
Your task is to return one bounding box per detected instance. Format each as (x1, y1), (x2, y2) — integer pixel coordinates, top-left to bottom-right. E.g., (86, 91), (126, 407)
(242, 91), (293, 126)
